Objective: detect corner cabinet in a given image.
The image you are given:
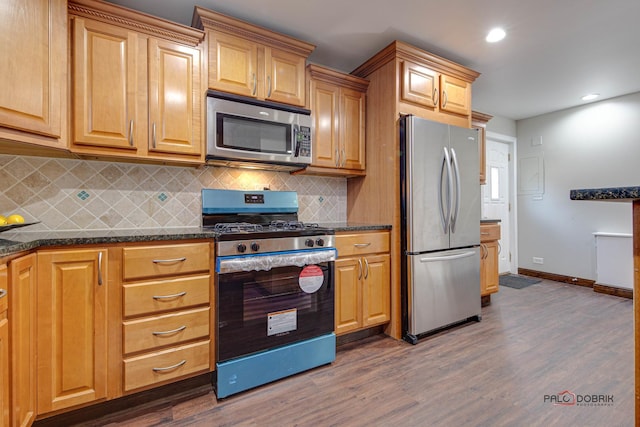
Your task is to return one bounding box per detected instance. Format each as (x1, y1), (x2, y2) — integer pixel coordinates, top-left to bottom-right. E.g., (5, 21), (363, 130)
(68, 0), (204, 165)
(335, 231), (391, 335)
(8, 254), (37, 427)
(193, 6), (314, 107)
(0, 0), (67, 150)
(37, 248), (109, 414)
(480, 223), (500, 297)
(300, 64), (368, 177)
(472, 111), (493, 185)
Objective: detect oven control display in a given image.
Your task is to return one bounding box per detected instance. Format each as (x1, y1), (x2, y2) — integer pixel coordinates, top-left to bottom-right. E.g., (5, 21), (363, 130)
(244, 194), (264, 204)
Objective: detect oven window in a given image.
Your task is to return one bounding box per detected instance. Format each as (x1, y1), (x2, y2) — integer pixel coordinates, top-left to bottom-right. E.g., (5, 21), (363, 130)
(218, 113), (292, 155)
(217, 262), (334, 362)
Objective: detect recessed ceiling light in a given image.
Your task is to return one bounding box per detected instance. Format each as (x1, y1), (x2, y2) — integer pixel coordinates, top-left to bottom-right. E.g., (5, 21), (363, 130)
(486, 28), (506, 43)
(581, 93), (599, 101)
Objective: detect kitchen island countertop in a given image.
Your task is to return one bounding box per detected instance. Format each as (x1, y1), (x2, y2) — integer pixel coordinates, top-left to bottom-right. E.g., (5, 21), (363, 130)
(0, 223), (392, 257)
(570, 186), (640, 201)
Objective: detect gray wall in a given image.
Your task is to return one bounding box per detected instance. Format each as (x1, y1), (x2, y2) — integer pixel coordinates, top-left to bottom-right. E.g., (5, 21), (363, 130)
(487, 115), (516, 138)
(516, 91), (640, 279)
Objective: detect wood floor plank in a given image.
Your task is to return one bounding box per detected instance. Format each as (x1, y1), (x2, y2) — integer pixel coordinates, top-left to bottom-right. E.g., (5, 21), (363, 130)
(42, 278), (633, 426)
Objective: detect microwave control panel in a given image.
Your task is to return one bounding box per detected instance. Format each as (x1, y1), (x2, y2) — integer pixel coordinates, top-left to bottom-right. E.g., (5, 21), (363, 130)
(296, 126), (311, 158)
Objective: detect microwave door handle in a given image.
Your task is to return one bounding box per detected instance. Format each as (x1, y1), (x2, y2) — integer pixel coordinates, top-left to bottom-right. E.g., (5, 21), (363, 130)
(293, 124), (301, 157)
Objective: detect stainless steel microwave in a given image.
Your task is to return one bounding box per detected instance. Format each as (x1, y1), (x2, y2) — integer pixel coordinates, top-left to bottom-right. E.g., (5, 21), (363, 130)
(206, 91), (312, 171)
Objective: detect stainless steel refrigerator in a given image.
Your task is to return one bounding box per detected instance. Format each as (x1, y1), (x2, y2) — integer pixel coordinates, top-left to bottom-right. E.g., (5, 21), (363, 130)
(400, 115), (481, 344)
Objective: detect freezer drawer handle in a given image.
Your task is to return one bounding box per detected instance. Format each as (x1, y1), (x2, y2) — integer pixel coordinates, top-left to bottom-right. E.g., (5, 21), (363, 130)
(419, 251), (477, 263)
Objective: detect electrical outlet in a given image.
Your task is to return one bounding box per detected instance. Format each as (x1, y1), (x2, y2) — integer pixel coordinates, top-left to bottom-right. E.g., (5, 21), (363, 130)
(532, 257), (544, 264)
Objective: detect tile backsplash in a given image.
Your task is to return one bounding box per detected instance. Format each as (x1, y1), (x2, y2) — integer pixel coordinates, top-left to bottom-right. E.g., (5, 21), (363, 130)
(0, 155), (346, 231)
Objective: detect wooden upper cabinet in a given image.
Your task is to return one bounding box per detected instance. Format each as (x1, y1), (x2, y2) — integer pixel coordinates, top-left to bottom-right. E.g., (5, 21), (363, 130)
(208, 32), (258, 97)
(440, 74), (471, 117)
(148, 39), (201, 156)
(69, 0), (204, 164)
(72, 18), (139, 151)
(401, 60), (439, 111)
(302, 64), (368, 177)
(472, 111), (493, 185)
(194, 6), (314, 107)
(0, 0), (66, 148)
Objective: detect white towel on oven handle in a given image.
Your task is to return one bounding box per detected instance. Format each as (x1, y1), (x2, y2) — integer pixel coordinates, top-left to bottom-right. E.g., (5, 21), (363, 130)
(217, 248), (337, 273)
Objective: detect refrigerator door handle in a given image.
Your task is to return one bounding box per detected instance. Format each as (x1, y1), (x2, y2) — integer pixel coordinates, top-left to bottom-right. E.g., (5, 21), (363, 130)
(439, 147), (453, 234)
(449, 147), (461, 233)
(419, 250), (477, 263)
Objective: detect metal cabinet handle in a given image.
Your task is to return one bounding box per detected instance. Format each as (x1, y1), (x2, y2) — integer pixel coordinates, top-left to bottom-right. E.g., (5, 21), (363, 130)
(267, 75), (272, 97)
(0, 289), (6, 298)
(358, 258), (363, 280)
(498, 242), (502, 255)
(98, 252), (103, 286)
(152, 122), (157, 149)
(152, 325), (187, 336)
(252, 73), (257, 96)
(152, 359), (186, 372)
(128, 119), (134, 146)
(480, 232), (490, 235)
(341, 149), (346, 167)
(364, 258), (369, 279)
(335, 149), (340, 167)
(353, 243), (371, 248)
(152, 291), (187, 300)
(442, 90), (447, 108)
(433, 88), (438, 106)
(152, 257), (187, 264)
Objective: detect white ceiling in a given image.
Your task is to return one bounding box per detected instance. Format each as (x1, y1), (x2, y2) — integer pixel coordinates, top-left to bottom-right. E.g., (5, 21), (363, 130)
(105, 0), (640, 120)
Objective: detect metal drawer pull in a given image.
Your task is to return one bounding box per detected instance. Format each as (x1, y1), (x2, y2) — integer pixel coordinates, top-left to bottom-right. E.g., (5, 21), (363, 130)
(98, 252), (103, 286)
(152, 359), (186, 372)
(480, 232), (490, 235)
(353, 243), (371, 248)
(152, 291), (186, 300)
(0, 289), (6, 298)
(152, 257), (187, 264)
(152, 325), (186, 336)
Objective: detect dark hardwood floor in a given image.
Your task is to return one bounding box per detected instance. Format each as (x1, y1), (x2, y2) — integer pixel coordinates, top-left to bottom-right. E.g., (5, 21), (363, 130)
(71, 278), (635, 426)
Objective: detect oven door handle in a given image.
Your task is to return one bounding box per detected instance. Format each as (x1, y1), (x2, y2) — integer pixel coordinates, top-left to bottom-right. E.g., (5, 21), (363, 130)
(216, 248), (337, 274)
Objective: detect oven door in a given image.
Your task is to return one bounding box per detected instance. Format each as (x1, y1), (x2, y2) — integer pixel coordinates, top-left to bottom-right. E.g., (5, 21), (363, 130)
(216, 249), (335, 362)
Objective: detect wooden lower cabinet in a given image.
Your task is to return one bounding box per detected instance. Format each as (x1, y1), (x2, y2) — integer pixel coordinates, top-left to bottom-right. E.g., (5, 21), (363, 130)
(480, 223), (500, 296)
(335, 232), (391, 336)
(8, 254), (37, 426)
(37, 248), (109, 414)
(0, 265), (9, 427)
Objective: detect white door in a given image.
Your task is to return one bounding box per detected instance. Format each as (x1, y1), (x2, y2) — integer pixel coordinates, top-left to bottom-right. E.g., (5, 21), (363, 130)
(482, 138), (511, 274)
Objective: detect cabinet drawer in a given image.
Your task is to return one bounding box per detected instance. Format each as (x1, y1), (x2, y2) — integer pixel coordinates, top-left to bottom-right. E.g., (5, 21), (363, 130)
(123, 340), (210, 392)
(480, 224), (501, 242)
(335, 232), (390, 257)
(123, 243), (210, 280)
(123, 307), (210, 354)
(123, 275), (210, 317)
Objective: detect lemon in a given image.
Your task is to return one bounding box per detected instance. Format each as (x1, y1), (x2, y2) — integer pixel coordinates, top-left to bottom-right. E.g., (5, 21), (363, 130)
(0, 216), (6, 226)
(6, 214), (24, 224)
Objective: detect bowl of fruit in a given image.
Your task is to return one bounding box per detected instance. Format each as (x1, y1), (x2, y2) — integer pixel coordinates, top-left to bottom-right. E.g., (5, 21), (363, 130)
(0, 214), (40, 232)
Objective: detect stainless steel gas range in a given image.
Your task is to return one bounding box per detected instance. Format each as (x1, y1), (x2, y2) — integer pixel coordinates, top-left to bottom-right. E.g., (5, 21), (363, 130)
(202, 189), (336, 398)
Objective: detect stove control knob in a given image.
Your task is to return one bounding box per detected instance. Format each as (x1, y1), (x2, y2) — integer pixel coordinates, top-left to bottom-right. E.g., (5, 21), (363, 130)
(305, 238), (315, 247)
(250, 242), (260, 252)
(237, 243), (247, 253)
(316, 238), (325, 247)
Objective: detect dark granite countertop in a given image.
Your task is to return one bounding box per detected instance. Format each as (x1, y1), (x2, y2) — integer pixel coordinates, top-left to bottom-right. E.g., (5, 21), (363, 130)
(481, 219), (501, 224)
(570, 186), (640, 201)
(0, 223), (391, 258)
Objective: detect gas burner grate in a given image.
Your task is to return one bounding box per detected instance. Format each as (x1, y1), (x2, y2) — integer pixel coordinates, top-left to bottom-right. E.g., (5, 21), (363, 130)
(269, 220), (319, 230)
(214, 222), (264, 234)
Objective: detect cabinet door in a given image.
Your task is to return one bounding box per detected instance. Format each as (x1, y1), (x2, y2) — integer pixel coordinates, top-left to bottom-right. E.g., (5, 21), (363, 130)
(440, 74), (471, 117)
(483, 241), (500, 294)
(0, 0), (64, 140)
(148, 39), (201, 156)
(265, 47), (306, 106)
(401, 60), (439, 111)
(208, 32), (258, 98)
(362, 254), (391, 327)
(0, 265), (8, 427)
(9, 255), (36, 427)
(309, 80), (339, 168)
(335, 258), (361, 336)
(72, 17), (139, 150)
(340, 87), (366, 171)
(37, 249), (108, 413)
